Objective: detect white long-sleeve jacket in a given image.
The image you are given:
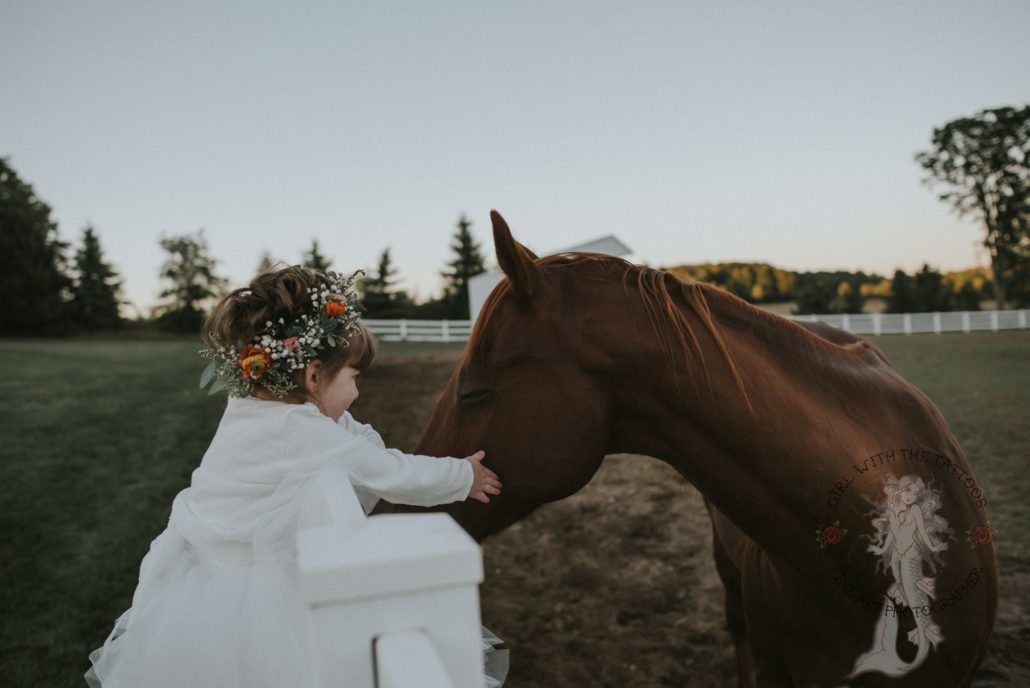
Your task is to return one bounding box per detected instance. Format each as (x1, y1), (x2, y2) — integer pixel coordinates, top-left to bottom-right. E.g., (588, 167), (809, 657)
(166, 397), (473, 565)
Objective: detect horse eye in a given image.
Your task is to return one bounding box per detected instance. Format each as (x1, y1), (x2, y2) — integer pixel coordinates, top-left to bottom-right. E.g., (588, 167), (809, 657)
(458, 388), (492, 404)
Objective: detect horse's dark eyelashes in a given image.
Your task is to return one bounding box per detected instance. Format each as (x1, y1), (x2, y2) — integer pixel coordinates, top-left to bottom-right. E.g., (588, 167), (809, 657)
(458, 388), (492, 404)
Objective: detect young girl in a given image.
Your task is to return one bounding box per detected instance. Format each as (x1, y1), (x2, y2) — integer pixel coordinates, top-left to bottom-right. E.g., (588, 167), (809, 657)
(85, 266), (508, 687)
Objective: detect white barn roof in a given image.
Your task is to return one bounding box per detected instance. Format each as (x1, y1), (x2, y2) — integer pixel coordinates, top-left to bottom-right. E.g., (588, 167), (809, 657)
(467, 234), (633, 322)
(547, 234), (632, 257)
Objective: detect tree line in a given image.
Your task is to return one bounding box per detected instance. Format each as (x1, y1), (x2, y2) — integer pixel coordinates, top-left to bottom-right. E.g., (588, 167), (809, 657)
(2, 105), (1026, 335)
(665, 262), (990, 315)
(0, 154), (488, 334)
(150, 214), (487, 333)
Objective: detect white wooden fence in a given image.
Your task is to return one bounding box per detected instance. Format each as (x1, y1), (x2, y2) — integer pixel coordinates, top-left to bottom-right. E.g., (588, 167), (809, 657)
(297, 513), (485, 688)
(363, 319), (474, 342)
(365, 309), (1029, 342)
(790, 308), (1029, 335)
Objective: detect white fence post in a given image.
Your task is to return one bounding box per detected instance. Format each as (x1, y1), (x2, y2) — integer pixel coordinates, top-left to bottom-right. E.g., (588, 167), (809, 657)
(442, 319), (451, 343)
(991, 310), (999, 332)
(873, 312), (882, 336)
(377, 630), (455, 688)
(1020, 309), (1027, 329)
(962, 311), (971, 333)
(933, 312), (941, 334)
(297, 514), (485, 688)
(399, 319), (408, 341)
(904, 313), (912, 335)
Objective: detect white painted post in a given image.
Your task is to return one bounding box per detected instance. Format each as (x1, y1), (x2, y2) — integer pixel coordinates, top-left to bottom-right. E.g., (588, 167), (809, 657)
(377, 630), (454, 688)
(1020, 309), (1027, 329)
(399, 319), (408, 341)
(933, 312), (941, 334)
(873, 313), (882, 336)
(991, 310), (999, 332)
(962, 311), (970, 334)
(904, 313), (912, 335)
(297, 514), (485, 688)
(841, 313), (851, 332)
(442, 320), (451, 343)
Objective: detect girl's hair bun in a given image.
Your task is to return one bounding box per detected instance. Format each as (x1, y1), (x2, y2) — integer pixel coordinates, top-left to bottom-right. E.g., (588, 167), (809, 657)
(202, 265), (377, 390)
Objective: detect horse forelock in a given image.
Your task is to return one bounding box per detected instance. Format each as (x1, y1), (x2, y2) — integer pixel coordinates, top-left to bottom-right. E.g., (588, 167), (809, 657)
(466, 252), (755, 416)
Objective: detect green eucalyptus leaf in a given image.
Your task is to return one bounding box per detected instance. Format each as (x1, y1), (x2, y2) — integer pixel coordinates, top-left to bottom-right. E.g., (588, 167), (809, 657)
(207, 377), (229, 395)
(199, 361), (217, 389)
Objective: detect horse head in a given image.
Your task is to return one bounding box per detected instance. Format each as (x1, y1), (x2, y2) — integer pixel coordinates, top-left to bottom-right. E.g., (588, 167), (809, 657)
(412, 210), (622, 540)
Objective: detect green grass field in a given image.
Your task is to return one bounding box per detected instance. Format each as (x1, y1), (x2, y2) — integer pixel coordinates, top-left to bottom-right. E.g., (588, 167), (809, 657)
(0, 332), (1026, 687)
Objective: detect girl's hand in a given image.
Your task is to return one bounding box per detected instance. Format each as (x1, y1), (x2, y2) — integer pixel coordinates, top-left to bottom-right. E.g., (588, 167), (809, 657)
(465, 450), (502, 503)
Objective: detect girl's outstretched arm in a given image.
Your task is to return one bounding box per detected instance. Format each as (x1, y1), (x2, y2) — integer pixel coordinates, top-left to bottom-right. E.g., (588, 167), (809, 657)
(287, 404), (492, 507)
(338, 410), (388, 449)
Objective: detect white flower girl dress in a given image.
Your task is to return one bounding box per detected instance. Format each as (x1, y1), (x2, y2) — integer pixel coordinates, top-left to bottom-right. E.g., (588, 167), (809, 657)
(85, 397), (508, 687)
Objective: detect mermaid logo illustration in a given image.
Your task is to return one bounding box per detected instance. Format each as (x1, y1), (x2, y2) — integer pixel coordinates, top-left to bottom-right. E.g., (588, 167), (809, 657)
(849, 474), (953, 678)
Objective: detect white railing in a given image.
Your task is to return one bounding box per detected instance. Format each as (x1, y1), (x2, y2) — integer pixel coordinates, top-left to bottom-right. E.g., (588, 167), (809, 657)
(789, 308), (1028, 335)
(363, 319), (473, 342)
(365, 309), (1029, 341)
(297, 513), (485, 688)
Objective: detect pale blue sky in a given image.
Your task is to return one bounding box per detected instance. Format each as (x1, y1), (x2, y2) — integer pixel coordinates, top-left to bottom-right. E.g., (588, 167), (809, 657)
(2, 1), (1028, 314)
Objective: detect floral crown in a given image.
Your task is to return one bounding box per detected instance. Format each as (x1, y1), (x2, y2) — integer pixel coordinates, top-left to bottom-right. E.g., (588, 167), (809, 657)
(199, 268), (365, 399)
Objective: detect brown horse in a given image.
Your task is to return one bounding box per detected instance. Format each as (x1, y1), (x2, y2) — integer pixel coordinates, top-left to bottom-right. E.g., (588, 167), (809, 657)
(409, 210), (997, 687)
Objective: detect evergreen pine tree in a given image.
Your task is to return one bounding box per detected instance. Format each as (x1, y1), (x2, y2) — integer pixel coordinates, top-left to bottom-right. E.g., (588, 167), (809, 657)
(363, 247), (402, 317)
(157, 229), (228, 332)
(0, 157), (72, 334)
(302, 240), (332, 272)
(69, 224), (123, 330)
(439, 213), (486, 318)
(257, 250), (279, 274)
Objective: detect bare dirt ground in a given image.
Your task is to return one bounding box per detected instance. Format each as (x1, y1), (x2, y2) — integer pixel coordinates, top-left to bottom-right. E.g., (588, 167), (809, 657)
(358, 351), (1028, 688)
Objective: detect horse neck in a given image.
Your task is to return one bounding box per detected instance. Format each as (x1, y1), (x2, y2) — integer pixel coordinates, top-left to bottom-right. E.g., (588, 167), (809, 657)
(603, 276), (892, 561)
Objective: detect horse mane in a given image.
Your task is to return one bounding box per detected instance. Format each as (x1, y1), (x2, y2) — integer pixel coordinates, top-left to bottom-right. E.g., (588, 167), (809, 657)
(467, 251), (758, 418)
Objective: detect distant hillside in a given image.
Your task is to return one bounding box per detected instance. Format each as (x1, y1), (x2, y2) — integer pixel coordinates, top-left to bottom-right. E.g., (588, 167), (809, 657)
(662, 261), (993, 314)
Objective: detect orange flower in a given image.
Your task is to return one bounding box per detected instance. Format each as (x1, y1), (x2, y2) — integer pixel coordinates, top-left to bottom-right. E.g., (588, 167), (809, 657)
(325, 300), (347, 317)
(238, 345), (272, 380)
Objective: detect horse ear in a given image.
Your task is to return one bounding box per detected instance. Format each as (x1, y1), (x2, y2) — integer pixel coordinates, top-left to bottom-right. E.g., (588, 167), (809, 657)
(491, 210), (541, 299)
